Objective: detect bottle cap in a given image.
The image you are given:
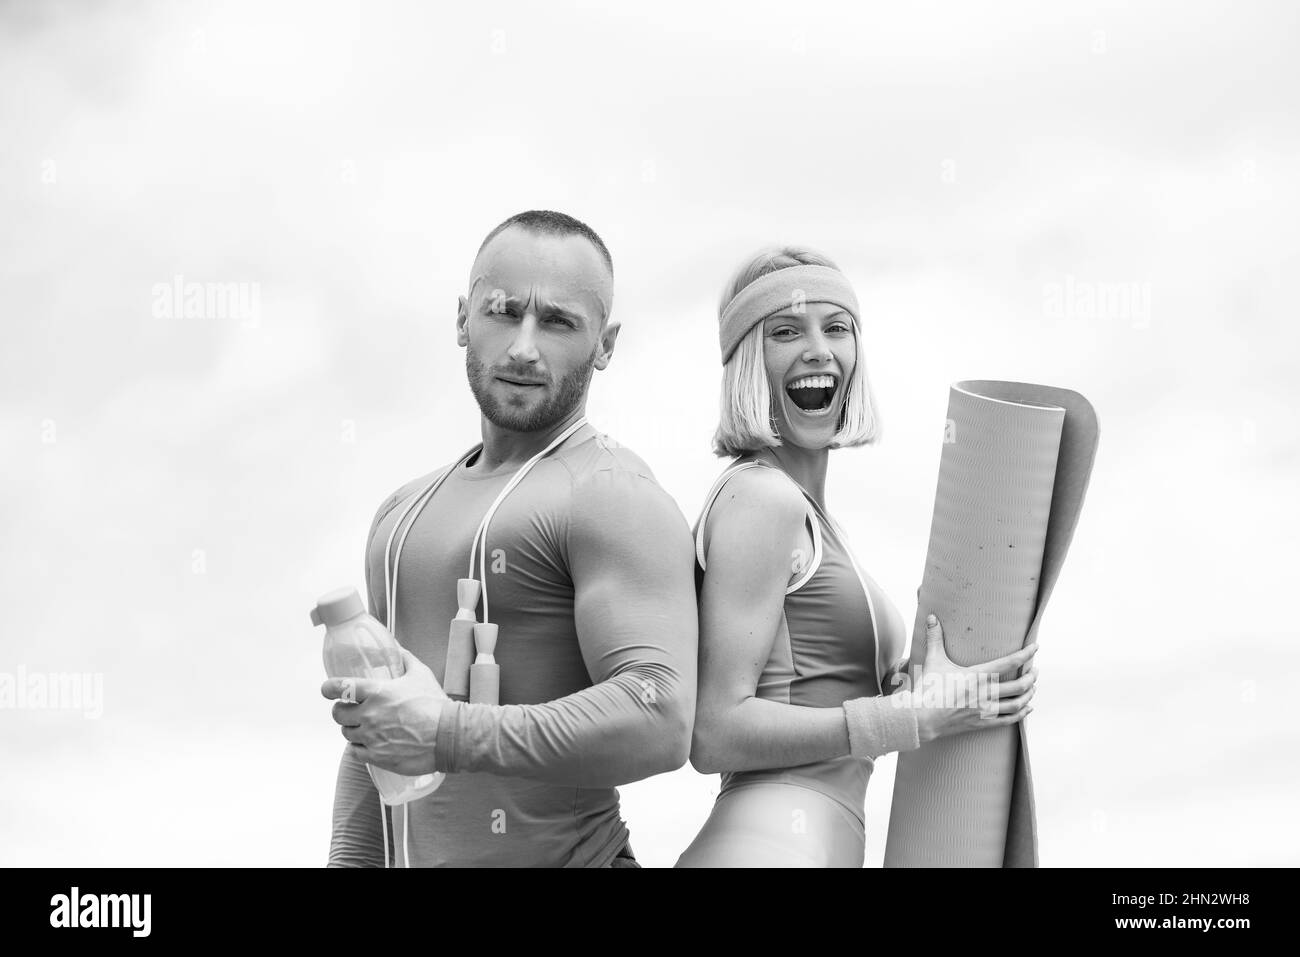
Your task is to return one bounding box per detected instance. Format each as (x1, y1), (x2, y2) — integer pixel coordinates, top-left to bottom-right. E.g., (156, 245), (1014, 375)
(310, 587), (365, 628)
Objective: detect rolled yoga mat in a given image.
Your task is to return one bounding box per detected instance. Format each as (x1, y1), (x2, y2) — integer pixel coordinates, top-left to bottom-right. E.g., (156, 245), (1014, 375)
(883, 380), (1098, 868)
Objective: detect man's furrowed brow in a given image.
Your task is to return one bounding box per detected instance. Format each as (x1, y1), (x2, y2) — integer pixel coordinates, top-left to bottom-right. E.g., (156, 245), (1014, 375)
(475, 288), (593, 323)
(480, 289), (522, 313)
(541, 300), (590, 324)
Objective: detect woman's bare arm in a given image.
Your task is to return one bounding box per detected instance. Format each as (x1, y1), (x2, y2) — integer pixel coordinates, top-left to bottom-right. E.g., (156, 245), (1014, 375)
(690, 468), (857, 774)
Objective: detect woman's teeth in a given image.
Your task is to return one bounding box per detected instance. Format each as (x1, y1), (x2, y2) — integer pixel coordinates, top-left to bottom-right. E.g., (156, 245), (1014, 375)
(788, 375), (836, 390)
(786, 375), (837, 412)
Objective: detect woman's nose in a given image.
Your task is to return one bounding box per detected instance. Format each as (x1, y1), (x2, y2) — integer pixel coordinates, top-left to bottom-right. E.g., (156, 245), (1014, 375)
(803, 334), (832, 363)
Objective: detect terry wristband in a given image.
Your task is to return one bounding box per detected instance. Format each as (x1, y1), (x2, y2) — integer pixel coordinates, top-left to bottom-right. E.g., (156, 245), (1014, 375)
(843, 694), (920, 759)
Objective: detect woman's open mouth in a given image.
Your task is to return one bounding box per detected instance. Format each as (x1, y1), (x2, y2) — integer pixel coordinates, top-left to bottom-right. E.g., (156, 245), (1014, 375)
(785, 374), (838, 415)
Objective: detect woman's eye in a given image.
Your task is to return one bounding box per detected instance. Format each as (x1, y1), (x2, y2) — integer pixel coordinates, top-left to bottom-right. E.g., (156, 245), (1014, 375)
(827, 323), (851, 334)
(770, 328), (797, 339)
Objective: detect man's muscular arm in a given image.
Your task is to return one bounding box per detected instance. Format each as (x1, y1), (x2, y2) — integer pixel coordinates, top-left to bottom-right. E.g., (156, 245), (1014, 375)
(432, 468), (698, 788)
(327, 746), (388, 867)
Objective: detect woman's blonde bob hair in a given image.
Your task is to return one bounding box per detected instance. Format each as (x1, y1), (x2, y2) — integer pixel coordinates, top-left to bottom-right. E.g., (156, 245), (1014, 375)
(712, 246), (881, 457)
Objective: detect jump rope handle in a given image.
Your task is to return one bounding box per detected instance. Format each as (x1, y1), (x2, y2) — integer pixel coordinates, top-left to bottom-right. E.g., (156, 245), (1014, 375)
(469, 623), (500, 705)
(444, 578), (481, 701)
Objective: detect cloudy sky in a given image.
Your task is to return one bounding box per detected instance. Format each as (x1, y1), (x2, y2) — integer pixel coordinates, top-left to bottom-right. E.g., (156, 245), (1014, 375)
(2, 0), (1297, 866)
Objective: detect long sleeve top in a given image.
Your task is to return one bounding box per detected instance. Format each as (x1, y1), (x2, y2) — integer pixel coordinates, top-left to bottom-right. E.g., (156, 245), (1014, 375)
(328, 425), (697, 867)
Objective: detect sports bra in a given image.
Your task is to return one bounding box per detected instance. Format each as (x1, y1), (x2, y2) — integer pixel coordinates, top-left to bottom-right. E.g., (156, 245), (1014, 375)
(694, 458), (906, 822)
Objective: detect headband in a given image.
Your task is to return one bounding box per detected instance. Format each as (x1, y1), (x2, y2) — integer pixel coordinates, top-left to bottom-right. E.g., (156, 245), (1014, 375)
(718, 264), (860, 365)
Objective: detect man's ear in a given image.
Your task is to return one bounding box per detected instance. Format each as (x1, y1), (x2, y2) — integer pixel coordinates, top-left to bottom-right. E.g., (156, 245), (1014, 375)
(456, 296), (470, 346)
(592, 319), (621, 371)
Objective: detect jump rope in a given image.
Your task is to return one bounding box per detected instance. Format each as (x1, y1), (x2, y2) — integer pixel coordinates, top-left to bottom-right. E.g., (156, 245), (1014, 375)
(376, 417), (589, 867)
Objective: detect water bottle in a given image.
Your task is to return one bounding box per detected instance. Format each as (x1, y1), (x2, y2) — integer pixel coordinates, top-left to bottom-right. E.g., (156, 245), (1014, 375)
(310, 587), (444, 805)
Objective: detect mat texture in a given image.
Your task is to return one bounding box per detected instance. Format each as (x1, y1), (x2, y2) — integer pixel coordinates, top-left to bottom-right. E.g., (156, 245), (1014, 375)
(883, 380), (1099, 867)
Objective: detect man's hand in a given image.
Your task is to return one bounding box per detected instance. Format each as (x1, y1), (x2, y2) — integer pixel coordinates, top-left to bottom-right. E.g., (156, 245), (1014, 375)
(320, 649), (450, 776)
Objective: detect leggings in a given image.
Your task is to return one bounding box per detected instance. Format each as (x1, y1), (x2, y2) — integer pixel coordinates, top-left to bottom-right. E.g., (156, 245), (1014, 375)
(675, 782), (865, 868)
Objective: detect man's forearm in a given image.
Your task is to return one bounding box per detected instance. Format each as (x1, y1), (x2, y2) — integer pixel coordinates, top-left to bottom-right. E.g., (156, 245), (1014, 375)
(432, 662), (692, 788)
(328, 745), (387, 868)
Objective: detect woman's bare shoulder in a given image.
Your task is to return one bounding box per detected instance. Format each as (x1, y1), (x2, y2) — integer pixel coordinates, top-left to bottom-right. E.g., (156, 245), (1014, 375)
(705, 465), (807, 539)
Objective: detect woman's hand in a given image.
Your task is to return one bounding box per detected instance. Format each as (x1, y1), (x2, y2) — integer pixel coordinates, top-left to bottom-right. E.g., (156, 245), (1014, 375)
(906, 614), (1039, 744)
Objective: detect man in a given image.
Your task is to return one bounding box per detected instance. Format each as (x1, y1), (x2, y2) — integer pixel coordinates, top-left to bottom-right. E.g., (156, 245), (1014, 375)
(323, 210), (698, 867)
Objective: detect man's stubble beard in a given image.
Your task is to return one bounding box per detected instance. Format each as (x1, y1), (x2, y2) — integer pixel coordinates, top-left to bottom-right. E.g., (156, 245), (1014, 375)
(465, 343), (599, 433)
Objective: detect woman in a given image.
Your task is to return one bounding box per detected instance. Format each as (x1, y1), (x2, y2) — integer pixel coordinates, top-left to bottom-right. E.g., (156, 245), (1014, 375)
(676, 247), (1039, 868)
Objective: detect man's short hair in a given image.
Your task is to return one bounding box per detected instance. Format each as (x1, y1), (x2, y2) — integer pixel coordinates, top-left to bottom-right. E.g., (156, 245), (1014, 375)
(477, 210), (613, 277)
